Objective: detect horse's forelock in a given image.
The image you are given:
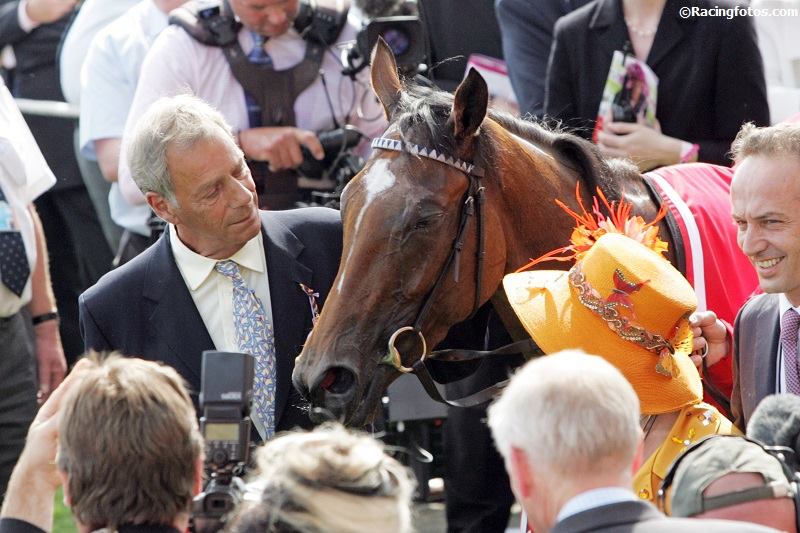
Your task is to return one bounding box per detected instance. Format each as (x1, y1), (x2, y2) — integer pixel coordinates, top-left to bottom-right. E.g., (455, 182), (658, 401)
(391, 82), (563, 173)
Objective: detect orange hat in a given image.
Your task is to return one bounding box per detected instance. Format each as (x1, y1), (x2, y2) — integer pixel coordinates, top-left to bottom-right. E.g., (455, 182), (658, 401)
(503, 192), (702, 415)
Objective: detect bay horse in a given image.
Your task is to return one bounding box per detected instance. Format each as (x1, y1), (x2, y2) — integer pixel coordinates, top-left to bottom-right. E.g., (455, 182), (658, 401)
(292, 40), (755, 426)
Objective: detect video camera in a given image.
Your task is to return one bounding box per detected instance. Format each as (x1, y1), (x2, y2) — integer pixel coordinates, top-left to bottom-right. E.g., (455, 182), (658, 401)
(191, 351), (254, 533)
(298, 125), (365, 209)
(344, 1), (426, 76)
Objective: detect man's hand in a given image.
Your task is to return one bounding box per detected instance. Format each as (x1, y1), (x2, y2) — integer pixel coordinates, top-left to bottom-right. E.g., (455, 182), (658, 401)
(33, 319), (66, 403)
(24, 0), (77, 24)
(689, 310), (729, 369)
(1, 359), (92, 530)
(596, 121), (683, 171)
(239, 126), (324, 171)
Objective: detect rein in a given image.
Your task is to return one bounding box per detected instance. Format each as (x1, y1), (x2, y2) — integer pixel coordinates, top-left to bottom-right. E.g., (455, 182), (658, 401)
(368, 136), (539, 408)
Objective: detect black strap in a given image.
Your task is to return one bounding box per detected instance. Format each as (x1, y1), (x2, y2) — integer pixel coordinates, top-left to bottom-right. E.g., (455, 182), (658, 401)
(409, 339), (543, 408)
(223, 38), (324, 127)
(412, 178), (478, 331)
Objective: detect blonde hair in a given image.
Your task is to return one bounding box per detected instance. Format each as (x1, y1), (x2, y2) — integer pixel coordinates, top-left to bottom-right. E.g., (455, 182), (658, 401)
(225, 424), (415, 533)
(731, 122), (800, 163)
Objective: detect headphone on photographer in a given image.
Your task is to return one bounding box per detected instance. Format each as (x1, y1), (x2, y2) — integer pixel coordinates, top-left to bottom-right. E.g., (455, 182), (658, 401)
(657, 434), (800, 532)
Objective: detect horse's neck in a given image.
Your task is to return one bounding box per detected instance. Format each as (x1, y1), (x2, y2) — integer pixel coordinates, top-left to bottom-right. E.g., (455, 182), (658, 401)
(486, 133), (677, 272)
(618, 173), (681, 269)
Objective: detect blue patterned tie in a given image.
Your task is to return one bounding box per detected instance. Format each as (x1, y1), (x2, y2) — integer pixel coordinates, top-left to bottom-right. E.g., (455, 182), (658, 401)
(0, 186), (29, 297)
(215, 260), (277, 438)
(245, 32), (273, 128)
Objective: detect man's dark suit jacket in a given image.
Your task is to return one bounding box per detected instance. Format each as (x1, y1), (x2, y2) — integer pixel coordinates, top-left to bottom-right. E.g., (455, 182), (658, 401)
(551, 499), (779, 532)
(78, 208), (342, 432)
(544, 0), (770, 165)
(732, 292), (780, 430)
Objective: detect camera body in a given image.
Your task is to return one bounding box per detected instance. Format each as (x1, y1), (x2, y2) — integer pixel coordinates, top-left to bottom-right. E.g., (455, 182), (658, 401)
(191, 351), (255, 532)
(355, 16), (425, 72)
(345, 0), (426, 76)
(297, 125), (366, 209)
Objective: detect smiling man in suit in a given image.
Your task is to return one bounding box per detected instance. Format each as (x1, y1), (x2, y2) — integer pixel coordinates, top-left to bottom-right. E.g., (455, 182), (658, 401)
(697, 122), (800, 430)
(78, 95), (342, 439)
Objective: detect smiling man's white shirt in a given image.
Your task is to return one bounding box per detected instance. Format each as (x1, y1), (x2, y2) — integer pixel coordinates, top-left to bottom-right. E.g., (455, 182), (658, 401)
(168, 223), (272, 353)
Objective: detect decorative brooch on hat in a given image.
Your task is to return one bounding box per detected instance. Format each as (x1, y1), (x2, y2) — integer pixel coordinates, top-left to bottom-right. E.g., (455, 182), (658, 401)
(518, 184), (683, 377)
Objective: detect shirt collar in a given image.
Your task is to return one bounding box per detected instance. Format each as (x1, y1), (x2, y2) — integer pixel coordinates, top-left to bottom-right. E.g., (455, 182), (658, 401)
(778, 293), (800, 317)
(556, 487), (638, 523)
(169, 224), (264, 290)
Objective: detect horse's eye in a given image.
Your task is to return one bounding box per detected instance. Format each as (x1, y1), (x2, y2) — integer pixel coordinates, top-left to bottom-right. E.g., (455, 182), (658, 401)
(413, 214), (443, 231)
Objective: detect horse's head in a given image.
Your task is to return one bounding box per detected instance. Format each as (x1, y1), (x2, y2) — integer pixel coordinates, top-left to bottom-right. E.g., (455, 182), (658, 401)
(292, 40), (513, 425)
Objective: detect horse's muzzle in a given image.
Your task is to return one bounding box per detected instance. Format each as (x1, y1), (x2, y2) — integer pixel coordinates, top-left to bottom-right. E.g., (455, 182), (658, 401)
(295, 364), (359, 423)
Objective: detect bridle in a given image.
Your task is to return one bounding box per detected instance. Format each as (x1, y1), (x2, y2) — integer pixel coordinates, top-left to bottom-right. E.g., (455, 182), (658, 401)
(367, 136), (540, 407)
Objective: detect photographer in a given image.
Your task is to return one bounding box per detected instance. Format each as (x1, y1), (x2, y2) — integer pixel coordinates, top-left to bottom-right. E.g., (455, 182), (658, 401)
(0, 353), (204, 533)
(116, 0), (387, 210)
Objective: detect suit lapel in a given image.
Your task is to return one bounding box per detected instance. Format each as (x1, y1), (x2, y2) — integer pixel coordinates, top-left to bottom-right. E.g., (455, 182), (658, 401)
(753, 296), (780, 404)
(646, 0), (690, 69)
(260, 211), (314, 422)
(142, 230), (214, 393)
(588, 0), (629, 60)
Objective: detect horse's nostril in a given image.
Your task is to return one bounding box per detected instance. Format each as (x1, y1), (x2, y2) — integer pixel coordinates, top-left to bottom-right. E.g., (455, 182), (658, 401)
(320, 366), (356, 396)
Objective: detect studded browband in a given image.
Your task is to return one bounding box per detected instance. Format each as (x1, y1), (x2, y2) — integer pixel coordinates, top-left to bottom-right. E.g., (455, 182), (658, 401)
(371, 137), (485, 177)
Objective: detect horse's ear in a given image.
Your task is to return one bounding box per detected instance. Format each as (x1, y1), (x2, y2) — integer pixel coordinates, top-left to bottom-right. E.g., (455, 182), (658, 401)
(449, 68), (488, 140)
(370, 37), (402, 119)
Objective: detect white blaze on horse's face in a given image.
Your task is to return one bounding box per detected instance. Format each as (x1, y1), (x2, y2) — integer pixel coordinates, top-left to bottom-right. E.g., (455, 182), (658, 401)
(336, 158), (397, 294)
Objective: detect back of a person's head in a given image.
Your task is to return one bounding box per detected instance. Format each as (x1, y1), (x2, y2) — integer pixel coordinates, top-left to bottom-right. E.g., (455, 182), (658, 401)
(225, 424), (414, 533)
(57, 352), (203, 529)
(487, 349), (641, 479)
(666, 435), (798, 532)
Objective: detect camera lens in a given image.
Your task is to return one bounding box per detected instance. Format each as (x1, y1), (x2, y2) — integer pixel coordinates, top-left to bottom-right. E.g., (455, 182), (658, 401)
(380, 27), (410, 57)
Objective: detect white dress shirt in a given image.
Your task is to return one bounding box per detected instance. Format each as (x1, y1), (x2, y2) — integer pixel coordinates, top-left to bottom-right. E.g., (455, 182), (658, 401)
(775, 293), (800, 393)
(79, 0), (168, 236)
(58, 0), (140, 105)
(168, 224), (272, 354)
(0, 80), (56, 316)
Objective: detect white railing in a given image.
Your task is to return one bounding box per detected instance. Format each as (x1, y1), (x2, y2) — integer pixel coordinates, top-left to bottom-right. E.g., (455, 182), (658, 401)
(14, 98), (79, 119)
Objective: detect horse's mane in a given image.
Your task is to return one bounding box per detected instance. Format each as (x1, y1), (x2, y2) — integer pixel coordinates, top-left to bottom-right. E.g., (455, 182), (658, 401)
(392, 82), (637, 203)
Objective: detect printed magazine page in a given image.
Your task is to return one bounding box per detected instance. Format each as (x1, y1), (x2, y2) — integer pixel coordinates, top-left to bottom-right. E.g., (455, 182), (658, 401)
(593, 50), (659, 142)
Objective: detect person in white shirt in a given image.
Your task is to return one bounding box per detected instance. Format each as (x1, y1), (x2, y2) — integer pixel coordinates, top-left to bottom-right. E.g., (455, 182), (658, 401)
(117, 0), (386, 210)
(79, 0), (187, 265)
(0, 77), (65, 504)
